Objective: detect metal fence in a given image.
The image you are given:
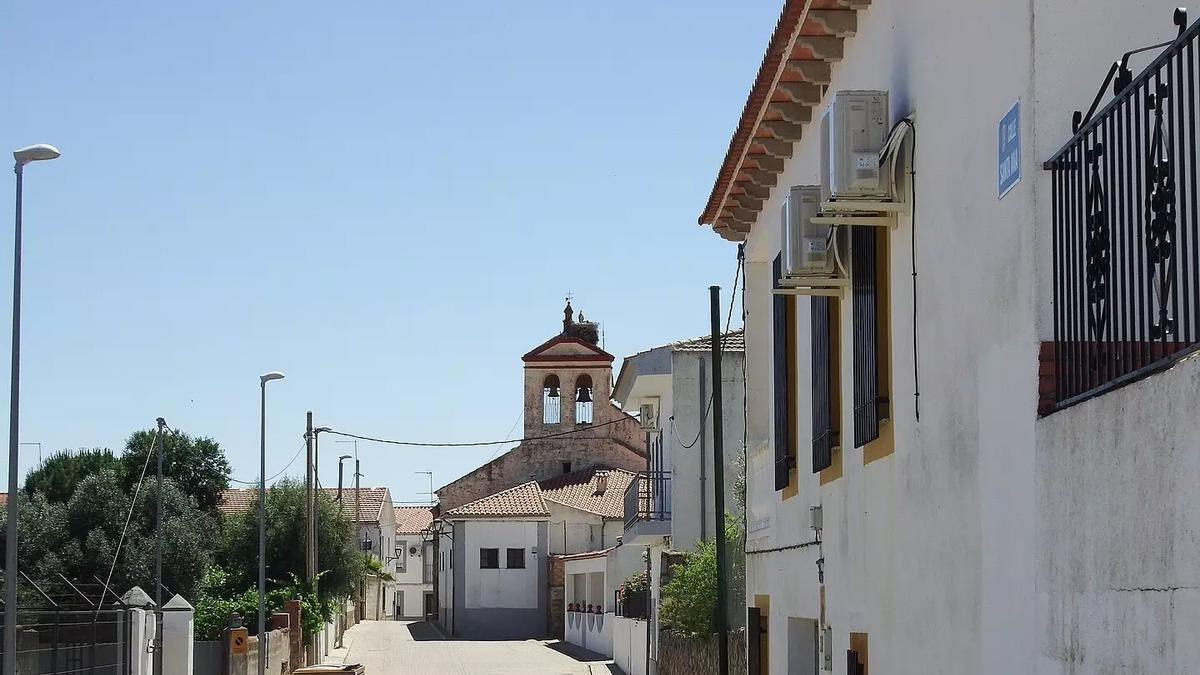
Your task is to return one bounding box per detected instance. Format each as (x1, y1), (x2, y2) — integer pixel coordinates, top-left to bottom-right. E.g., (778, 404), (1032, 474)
(0, 609), (134, 675)
(623, 471), (672, 530)
(1045, 9), (1200, 408)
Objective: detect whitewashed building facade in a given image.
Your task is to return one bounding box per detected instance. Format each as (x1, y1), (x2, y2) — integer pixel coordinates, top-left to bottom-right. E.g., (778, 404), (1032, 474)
(698, 0), (1200, 673)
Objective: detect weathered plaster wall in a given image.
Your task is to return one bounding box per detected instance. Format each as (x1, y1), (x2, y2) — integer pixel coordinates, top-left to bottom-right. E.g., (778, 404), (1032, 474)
(1036, 355), (1200, 673)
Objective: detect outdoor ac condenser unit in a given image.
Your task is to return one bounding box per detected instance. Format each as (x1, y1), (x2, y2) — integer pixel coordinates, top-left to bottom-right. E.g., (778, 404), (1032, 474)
(782, 185), (834, 278)
(826, 90), (890, 199)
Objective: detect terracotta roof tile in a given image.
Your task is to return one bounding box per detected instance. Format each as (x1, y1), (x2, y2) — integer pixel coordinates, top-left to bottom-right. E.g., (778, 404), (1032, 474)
(394, 506), (434, 534)
(218, 486), (391, 524)
(443, 481), (549, 519)
(539, 467), (636, 519)
(670, 330), (745, 353)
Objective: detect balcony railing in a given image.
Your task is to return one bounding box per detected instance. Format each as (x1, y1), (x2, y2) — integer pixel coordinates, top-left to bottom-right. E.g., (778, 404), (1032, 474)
(1044, 9), (1200, 410)
(624, 470), (671, 530)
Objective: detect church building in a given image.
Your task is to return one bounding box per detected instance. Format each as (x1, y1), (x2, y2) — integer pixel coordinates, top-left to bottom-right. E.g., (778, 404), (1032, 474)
(436, 302), (646, 512)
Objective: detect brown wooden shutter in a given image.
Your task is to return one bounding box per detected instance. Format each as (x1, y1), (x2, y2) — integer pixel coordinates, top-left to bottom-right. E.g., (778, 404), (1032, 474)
(773, 254), (793, 490)
(811, 296), (835, 472)
(851, 226), (884, 447)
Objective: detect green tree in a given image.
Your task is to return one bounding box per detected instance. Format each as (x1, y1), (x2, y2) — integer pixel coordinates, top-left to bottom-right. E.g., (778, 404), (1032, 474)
(121, 429), (231, 513)
(23, 448), (122, 503)
(7, 467), (218, 599)
(659, 516), (745, 636)
(216, 478), (358, 604)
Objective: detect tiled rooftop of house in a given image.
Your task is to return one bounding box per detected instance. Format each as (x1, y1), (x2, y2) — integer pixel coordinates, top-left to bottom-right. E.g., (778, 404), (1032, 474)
(442, 481), (549, 519)
(218, 486), (390, 523)
(539, 467), (636, 519)
(441, 467), (637, 521)
(671, 329), (745, 353)
(394, 505), (434, 534)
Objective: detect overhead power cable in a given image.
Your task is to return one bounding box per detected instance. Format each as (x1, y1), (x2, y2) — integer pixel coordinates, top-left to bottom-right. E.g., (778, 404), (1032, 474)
(95, 425), (160, 618)
(229, 438), (307, 485)
(324, 413), (636, 448)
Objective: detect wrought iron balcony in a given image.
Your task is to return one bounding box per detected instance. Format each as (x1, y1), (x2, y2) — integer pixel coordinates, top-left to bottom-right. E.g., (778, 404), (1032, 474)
(1043, 9), (1200, 411)
(623, 470), (671, 543)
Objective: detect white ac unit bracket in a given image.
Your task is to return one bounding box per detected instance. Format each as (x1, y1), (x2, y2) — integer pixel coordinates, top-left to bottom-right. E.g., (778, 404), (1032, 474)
(772, 277), (848, 298)
(810, 199), (910, 229)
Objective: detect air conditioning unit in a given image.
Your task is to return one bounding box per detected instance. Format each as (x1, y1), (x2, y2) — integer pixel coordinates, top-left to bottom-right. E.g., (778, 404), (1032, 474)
(782, 185), (834, 278)
(826, 90), (889, 200)
(639, 402), (658, 431)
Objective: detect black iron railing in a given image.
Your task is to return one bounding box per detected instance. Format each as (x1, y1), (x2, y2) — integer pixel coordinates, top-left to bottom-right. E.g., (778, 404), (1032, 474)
(1045, 9), (1200, 409)
(623, 470), (671, 530)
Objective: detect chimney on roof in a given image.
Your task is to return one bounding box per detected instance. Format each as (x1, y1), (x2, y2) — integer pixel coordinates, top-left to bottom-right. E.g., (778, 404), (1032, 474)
(594, 473), (608, 496)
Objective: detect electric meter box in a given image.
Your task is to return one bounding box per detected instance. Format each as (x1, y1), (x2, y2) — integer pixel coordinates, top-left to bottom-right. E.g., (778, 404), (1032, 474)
(782, 185), (833, 278)
(826, 90), (890, 199)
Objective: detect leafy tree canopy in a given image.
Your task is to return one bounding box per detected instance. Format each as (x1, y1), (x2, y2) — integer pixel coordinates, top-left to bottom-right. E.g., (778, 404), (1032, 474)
(216, 478), (359, 604)
(24, 448), (122, 503)
(121, 429), (231, 513)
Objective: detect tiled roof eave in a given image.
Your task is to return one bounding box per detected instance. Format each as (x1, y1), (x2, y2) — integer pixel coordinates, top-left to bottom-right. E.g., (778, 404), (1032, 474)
(698, 0), (871, 241)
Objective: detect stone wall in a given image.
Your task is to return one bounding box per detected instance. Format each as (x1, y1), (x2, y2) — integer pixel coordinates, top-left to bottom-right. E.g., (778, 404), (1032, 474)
(658, 628), (746, 675)
(437, 437), (644, 512)
(548, 555), (566, 638)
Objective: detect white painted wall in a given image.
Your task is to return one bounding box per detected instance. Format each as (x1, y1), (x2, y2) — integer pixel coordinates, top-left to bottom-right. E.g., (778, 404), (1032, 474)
(735, 0), (1195, 673)
(463, 520), (541, 609)
(669, 350), (745, 550)
(612, 616), (649, 675)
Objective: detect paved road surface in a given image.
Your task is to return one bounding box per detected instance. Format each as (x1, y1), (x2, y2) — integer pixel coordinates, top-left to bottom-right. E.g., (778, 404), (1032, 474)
(336, 620), (616, 675)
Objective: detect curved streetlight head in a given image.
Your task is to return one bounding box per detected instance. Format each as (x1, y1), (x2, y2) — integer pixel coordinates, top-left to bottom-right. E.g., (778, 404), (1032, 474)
(338, 454), (352, 461)
(13, 144), (61, 166)
(314, 426), (332, 433)
(259, 371), (285, 385)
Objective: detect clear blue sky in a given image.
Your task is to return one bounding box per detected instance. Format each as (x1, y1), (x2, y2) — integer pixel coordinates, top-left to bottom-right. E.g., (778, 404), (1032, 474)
(0, 1), (774, 505)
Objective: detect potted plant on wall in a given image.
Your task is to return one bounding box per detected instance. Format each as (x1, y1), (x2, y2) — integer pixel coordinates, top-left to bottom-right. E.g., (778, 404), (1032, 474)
(618, 571), (649, 620)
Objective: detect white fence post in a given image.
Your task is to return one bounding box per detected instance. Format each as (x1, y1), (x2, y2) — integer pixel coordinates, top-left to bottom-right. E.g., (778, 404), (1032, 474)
(162, 595), (194, 675)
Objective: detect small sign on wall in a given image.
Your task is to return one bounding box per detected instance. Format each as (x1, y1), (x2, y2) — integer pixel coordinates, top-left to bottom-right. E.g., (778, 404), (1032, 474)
(998, 100), (1021, 198)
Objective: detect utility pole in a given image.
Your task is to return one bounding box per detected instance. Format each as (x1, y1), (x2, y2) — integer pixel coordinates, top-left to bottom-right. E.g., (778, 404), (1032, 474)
(710, 285), (729, 675)
(156, 417), (166, 609)
(305, 412), (314, 586)
(304, 412), (314, 666)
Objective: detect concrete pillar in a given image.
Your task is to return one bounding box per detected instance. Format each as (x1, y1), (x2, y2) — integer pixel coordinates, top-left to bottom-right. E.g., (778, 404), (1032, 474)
(224, 616), (248, 675)
(162, 595), (194, 675)
(128, 608), (148, 675)
(283, 600), (303, 669)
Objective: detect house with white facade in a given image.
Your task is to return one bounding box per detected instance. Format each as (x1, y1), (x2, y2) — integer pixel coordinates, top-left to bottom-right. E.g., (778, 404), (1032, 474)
(324, 486), (397, 621)
(600, 331), (747, 672)
(392, 506), (434, 620)
(435, 467), (637, 639)
(697, 1), (1200, 673)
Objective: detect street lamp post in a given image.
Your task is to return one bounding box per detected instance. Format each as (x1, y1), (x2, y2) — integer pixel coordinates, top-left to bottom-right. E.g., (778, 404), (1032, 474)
(258, 371), (285, 675)
(6, 144), (60, 675)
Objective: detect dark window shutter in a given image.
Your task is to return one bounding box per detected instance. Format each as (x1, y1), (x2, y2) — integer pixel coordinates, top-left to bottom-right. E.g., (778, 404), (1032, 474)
(851, 226), (882, 447)
(747, 607), (762, 675)
(811, 296), (835, 472)
(773, 254), (792, 490)
(847, 650), (864, 675)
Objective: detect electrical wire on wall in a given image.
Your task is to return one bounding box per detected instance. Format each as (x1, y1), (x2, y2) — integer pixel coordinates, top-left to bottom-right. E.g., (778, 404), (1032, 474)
(672, 249), (745, 450)
(882, 117), (920, 422)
